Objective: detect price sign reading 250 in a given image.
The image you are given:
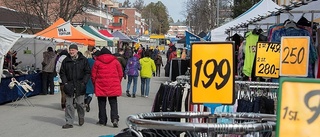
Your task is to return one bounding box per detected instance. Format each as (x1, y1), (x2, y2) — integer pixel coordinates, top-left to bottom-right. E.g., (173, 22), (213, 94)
(280, 36), (310, 77)
(191, 42), (234, 104)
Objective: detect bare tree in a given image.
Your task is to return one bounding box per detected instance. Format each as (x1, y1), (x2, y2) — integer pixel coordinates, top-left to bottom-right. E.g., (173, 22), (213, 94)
(132, 0), (144, 11)
(3, 0), (89, 33)
(184, 0), (215, 34)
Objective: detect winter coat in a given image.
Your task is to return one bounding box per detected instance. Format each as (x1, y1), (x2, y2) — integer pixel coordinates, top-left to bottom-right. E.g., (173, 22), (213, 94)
(55, 55), (67, 83)
(125, 56), (141, 77)
(60, 52), (91, 97)
(139, 57), (156, 78)
(42, 51), (57, 72)
(114, 53), (127, 72)
(92, 54), (123, 97)
(155, 55), (163, 66)
(86, 58), (95, 94)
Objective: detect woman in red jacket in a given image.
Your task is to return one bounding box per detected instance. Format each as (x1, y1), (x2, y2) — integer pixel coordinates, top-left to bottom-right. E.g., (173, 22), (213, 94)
(91, 48), (123, 128)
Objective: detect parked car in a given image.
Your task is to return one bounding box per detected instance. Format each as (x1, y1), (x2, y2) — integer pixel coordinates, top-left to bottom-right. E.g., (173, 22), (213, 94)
(138, 35), (150, 42)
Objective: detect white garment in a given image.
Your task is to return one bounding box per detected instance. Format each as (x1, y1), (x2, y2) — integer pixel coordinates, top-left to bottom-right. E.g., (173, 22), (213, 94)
(55, 55), (67, 83)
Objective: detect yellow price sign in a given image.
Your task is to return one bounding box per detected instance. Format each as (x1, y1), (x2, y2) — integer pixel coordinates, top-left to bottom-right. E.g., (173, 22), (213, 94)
(277, 78), (320, 137)
(191, 42), (234, 104)
(255, 42), (280, 78)
(280, 36), (309, 77)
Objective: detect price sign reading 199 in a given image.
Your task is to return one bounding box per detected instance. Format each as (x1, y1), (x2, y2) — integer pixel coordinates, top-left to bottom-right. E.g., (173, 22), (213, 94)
(191, 42), (234, 104)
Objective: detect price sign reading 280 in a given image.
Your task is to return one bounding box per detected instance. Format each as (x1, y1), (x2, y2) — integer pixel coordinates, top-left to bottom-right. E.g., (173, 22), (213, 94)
(255, 42), (280, 78)
(191, 42), (234, 104)
(280, 36), (310, 77)
(277, 78), (320, 137)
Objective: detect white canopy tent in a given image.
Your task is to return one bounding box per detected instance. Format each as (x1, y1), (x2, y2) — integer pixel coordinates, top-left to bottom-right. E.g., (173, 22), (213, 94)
(227, 0), (320, 34)
(210, 0), (281, 41)
(0, 25), (72, 81)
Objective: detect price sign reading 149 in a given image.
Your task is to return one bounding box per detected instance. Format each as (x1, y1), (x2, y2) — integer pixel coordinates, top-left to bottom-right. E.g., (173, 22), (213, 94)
(255, 42), (280, 78)
(277, 78), (320, 137)
(280, 36), (309, 77)
(191, 42), (234, 104)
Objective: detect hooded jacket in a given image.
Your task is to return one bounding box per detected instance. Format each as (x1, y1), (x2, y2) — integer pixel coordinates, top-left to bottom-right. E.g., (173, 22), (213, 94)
(125, 56), (141, 77)
(139, 57), (156, 78)
(60, 52), (91, 97)
(92, 54), (123, 97)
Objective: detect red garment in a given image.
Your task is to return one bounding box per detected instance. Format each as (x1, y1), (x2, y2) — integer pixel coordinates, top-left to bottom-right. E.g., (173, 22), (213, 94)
(168, 51), (177, 62)
(91, 54), (123, 97)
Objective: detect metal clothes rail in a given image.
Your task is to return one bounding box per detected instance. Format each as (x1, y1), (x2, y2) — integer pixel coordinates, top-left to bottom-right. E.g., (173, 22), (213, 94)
(126, 112), (276, 134)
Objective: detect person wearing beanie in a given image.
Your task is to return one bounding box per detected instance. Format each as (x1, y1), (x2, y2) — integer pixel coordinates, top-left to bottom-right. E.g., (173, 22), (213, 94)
(91, 47), (122, 127)
(41, 46), (57, 95)
(60, 44), (91, 129)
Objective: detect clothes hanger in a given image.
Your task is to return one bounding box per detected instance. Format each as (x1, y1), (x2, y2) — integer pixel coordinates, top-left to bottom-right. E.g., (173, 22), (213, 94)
(285, 12), (299, 30)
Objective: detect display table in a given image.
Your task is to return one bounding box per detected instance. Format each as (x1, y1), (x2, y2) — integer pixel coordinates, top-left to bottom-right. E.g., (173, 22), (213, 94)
(0, 73), (42, 104)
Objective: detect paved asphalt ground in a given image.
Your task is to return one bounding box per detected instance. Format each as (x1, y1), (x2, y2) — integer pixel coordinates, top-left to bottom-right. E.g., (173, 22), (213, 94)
(0, 58), (169, 137)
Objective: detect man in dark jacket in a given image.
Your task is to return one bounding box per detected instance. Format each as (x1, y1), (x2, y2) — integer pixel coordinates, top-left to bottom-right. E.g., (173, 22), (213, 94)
(60, 44), (91, 129)
(114, 48), (127, 79)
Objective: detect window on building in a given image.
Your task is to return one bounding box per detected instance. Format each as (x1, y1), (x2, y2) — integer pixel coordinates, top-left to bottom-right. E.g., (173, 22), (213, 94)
(119, 19), (123, 24)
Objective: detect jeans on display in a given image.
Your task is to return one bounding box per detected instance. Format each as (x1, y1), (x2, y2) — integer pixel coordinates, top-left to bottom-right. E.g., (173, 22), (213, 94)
(126, 76), (138, 95)
(140, 78), (151, 96)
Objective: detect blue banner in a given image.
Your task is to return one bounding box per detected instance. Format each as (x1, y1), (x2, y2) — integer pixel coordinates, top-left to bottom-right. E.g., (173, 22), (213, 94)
(185, 31), (201, 50)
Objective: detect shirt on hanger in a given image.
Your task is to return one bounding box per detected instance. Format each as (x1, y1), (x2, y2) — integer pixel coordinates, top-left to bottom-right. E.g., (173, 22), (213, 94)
(243, 31), (259, 77)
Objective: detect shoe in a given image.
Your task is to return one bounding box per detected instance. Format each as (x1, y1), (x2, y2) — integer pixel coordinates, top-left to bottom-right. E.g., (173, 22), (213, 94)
(86, 104), (90, 112)
(79, 118), (84, 126)
(39, 93), (47, 95)
(96, 121), (106, 126)
(145, 96), (148, 98)
(49, 93), (54, 95)
(62, 124), (73, 129)
(113, 119), (118, 128)
(132, 94), (136, 98)
(126, 91), (131, 97)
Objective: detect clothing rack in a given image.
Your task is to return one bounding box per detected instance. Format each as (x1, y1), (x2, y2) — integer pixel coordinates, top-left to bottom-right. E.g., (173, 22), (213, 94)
(126, 112), (276, 135)
(235, 81), (279, 86)
(249, 85), (279, 89)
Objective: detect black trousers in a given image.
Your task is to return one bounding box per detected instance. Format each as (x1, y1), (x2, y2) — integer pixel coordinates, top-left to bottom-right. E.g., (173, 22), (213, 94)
(97, 96), (119, 124)
(42, 72), (54, 94)
(156, 65), (161, 76)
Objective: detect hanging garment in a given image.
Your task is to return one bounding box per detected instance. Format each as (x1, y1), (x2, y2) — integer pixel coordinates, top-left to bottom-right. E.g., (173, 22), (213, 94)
(271, 27), (318, 78)
(243, 31), (259, 77)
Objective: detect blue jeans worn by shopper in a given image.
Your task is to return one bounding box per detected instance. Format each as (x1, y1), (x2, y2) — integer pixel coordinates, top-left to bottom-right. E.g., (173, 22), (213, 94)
(140, 78), (150, 97)
(126, 76), (138, 95)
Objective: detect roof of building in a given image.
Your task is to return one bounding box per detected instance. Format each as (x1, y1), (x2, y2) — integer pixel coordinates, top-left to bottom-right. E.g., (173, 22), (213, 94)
(169, 22), (186, 26)
(0, 6), (47, 29)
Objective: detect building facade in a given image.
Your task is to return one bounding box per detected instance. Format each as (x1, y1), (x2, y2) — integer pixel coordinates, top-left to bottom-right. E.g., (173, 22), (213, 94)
(168, 22), (188, 37)
(118, 8), (142, 36)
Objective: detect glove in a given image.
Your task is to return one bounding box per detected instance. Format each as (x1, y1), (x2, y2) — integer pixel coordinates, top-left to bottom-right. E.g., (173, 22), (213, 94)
(153, 73), (155, 77)
(123, 75), (127, 79)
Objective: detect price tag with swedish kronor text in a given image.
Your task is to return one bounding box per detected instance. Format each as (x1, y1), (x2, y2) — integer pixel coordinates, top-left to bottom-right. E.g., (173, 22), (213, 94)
(280, 36), (309, 77)
(191, 42), (234, 104)
(277, 77), (320, 137)
(255, 42), (280, 78)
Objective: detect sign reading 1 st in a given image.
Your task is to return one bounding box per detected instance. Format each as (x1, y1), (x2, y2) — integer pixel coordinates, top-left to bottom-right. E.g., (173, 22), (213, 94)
(191, 42), (234, 104)
(277, 78), (320, 137)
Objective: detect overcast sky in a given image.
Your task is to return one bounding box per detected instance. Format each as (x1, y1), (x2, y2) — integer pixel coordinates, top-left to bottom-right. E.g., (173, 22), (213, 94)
(117, 0), (186, 22)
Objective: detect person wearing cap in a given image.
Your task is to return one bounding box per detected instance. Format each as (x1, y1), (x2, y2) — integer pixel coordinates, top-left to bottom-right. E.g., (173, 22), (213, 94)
(91, 47), (122, 128)
(41, 46), (57, 95)
(59, 44), (91, 129)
